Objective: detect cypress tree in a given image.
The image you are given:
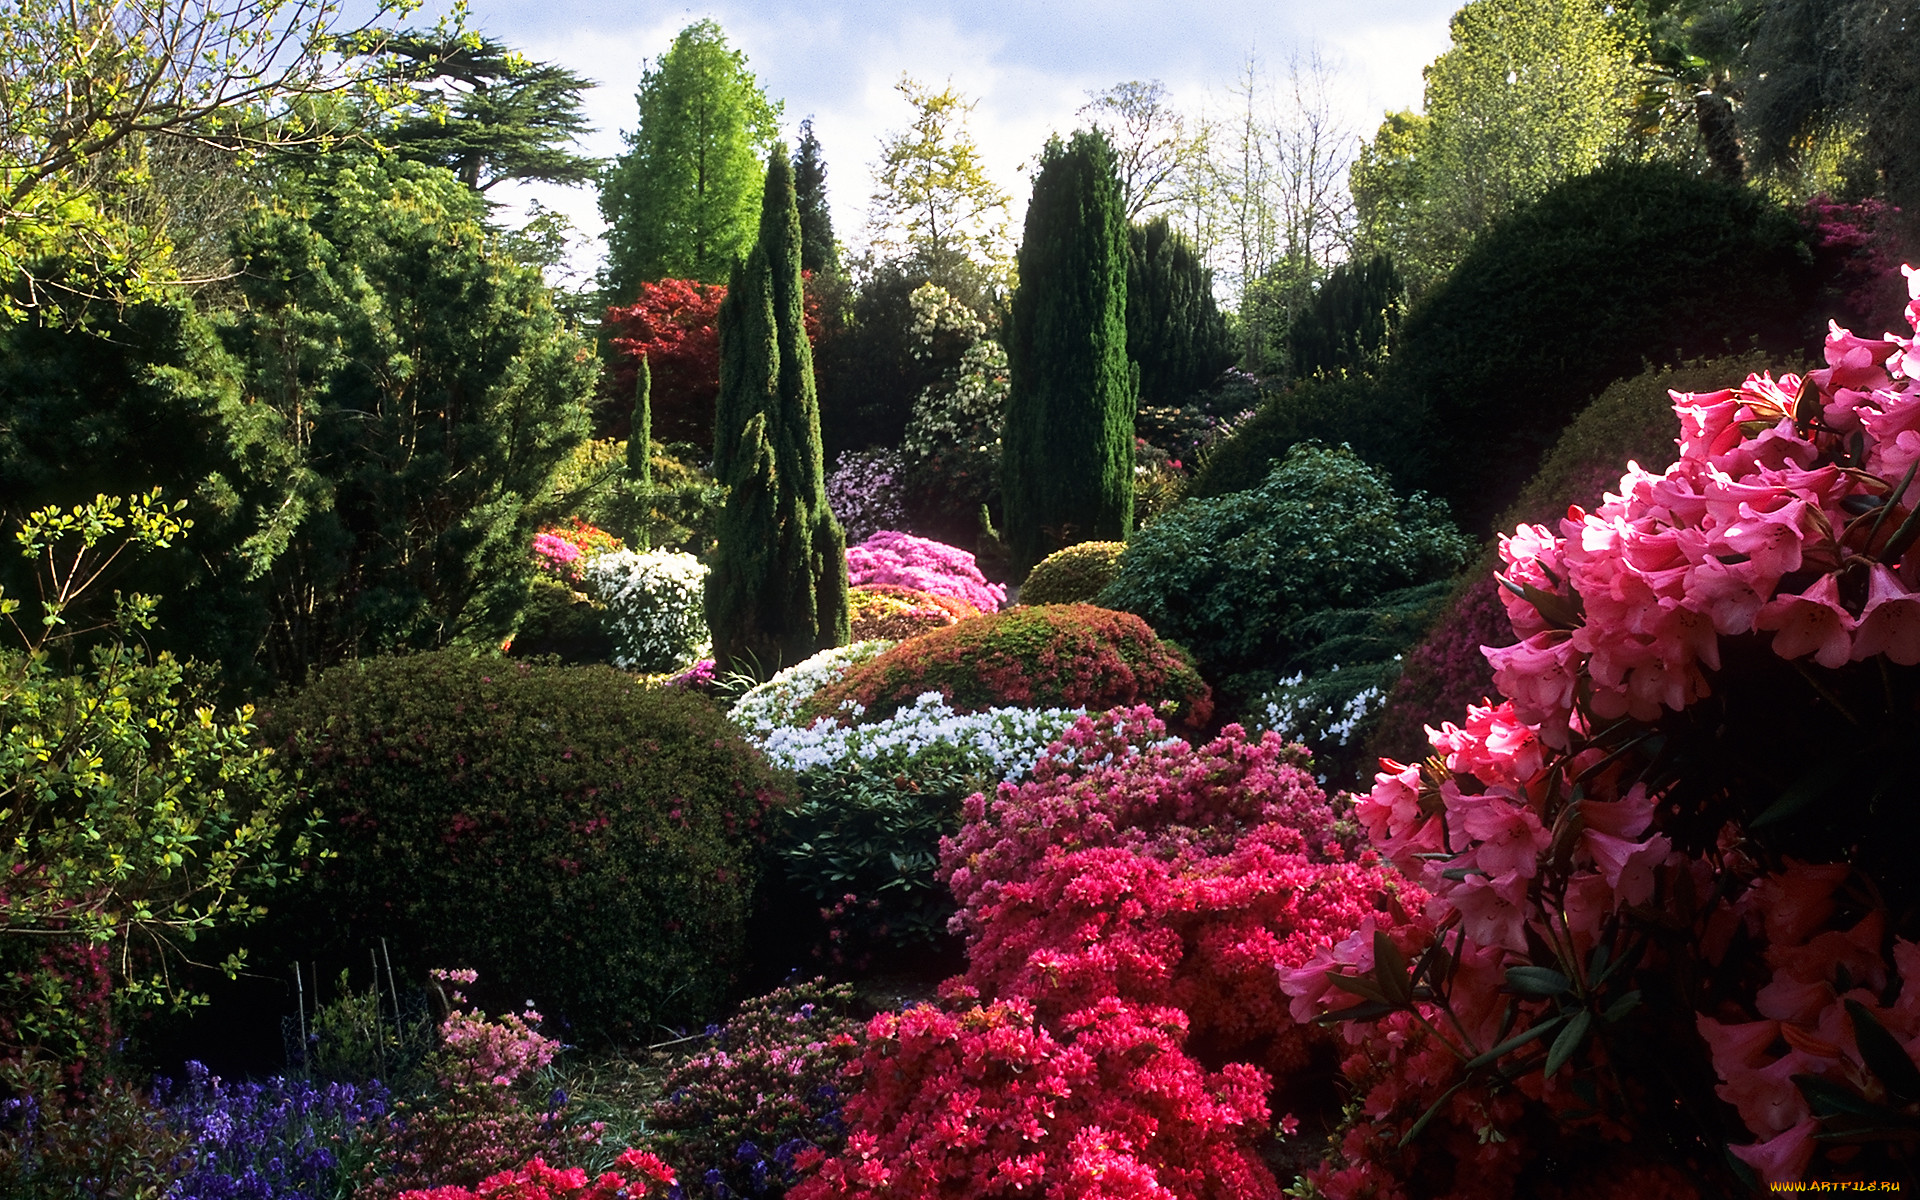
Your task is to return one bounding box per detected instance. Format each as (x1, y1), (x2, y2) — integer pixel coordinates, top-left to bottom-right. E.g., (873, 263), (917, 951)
(1127, 217), (1234, 407)
(628, 353), (653, 549)
(792, 118), (839, 277)
(705, 147), (851, 675)
(1002, 130), (1133, 576)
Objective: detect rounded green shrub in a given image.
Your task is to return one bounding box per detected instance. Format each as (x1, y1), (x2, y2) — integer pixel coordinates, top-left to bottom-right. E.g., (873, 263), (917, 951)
(1389, 161), (1817, 531)
(1098, 444), (1471, 692)
(1188, 374), (1392, 499)
(809, 605), (1213, 730)
(260, 650), (788, 1042)
(1018, 541), (1126, 605)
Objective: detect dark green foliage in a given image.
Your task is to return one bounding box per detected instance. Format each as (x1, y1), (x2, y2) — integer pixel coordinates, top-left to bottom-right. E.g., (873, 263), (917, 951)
(1188, 374), (1394, 499)
(555, 439), (725, 559)
(259, 650), (788, 1042)
(0, 288), (272, 678)
(1126, 217), (1233, 407)
(706, 150), (851, 675)
(815, 257), (994, 461)
(505, 575), (615, 664)
(224, 160), (595, 684)
(627, 356), (652, 551)
(377, 32), (599, 192)
(1387, 161), (1817, 531)
(776, 752), (979, 952)
(1367, 352), (1785, 765)
(1288, 253), (1406, 380)
(1098, 444), (1472, 691)
(1017, 540), (1126, 606)
(793, 118), (839, 277)
(1003, 131), (1134, 574)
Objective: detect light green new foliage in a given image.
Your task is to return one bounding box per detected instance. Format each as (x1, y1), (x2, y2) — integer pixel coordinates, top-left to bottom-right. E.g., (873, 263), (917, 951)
(0, 493), (308, 1063)
(1353, 0), (1641, 293)
(706, 149), (851, 676)
(1003, 130), (1133, 576)
(600, 19), (783, 295)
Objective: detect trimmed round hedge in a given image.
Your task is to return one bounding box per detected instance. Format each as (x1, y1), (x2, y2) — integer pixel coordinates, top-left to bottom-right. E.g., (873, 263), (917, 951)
(848, 584), (979, 642)
(808, 604), (1212, 729)
(1018, 541), (1126, 605)
(261, 651), (788, 1042)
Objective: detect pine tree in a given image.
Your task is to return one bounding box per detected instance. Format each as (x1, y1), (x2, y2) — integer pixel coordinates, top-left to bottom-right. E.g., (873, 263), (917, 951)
(1002, 130), (1133, 576)
(705, 148), (850, 675)
(1127, 217), (1234, 407)
(792, 117), (838, 276)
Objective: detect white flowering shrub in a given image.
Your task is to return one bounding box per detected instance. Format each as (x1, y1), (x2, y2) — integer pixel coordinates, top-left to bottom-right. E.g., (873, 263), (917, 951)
(727, 640), (896, 736)
(826, 448), (912, 545)
(1243, 659), (1402, 787)
(897, 283), (1007, 526)
(752, 691), (1086, 782)
(581, 549), (711, 673)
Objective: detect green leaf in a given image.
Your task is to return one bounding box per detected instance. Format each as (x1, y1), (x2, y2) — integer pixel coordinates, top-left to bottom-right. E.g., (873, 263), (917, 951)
(1398, 1080), (1466, 1148)
(1504, 966), (1573, 998)
(1845, 1000), (1920, 1103)
(1751, 758), (1851, 828)
(1374, 929), (1412, 1006)
(1325, 972), (1391, 1006)
(1543, 1009), (1592, 1077)
(1793, 1072), (1896, 1119)
(1601, 990), (1641, 1023)
(1466, 1014), (1566, 1070)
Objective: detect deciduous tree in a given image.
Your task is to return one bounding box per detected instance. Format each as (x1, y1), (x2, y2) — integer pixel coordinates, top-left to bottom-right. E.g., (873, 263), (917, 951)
(865, 76), (1012, 284)
(599, 20), (782, 296)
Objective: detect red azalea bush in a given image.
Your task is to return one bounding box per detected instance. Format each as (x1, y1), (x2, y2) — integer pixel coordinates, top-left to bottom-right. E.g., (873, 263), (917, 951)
(1285, 271), (1920, 1193)
(791, 709), (1410, 1200)
(395, 1148), (676, 1200)
(845, 530), (1007, 613)
(809, 605), (1213, 729)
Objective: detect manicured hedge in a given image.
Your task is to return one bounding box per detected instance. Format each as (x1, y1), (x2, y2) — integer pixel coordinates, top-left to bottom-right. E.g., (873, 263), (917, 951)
(260, 650), (788, 1041)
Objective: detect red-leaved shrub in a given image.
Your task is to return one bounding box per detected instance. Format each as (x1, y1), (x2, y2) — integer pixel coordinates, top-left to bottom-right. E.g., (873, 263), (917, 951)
(791, 709), (1409, 1200)
(809, 605), (1212, 729)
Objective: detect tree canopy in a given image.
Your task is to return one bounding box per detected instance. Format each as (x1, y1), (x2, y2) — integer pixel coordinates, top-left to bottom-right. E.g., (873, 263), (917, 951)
(600, 19), (783, 297)
(865, 76), (1012, 284)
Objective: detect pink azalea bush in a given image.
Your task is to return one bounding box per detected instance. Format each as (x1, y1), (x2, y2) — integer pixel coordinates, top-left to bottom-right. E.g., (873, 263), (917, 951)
(790, 708), (1408, 1199)
(845, 530), (1005, 613)
(531, 520), (622, 586)
(1285, 269), (1920, 1193)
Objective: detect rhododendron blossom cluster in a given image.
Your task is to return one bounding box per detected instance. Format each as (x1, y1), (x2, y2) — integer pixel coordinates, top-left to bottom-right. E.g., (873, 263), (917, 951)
(792, 710), (1408, 1200)
(1288, 271), (1920, 1192)
(531, 520), (621, 585)
(845, 530), (1006, 613)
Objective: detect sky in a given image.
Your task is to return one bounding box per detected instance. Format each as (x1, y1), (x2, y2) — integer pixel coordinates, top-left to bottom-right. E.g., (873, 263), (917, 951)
(432, 0), (1463, 281)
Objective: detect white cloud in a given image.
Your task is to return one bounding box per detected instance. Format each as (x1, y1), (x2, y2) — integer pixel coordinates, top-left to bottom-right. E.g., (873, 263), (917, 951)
(466, 0), (1459, 286)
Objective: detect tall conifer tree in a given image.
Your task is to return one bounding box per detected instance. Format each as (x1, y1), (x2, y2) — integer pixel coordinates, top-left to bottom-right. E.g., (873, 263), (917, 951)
(705, 147), (850, 674)
(792, 118), (838, 276)
(1127, 217), (1233, 407)
(1002, 130), (1133, 575)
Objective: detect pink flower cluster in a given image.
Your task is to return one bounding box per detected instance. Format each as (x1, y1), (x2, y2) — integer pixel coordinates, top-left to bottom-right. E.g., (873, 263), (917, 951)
(1285, 273), (1920, 1193)
(791, 711), (1406, 1199)
(429, 968), (560, 1091)
(846, 530), (1005, 613)
(531, 520), (621, 585)
(1488, 270), (1920, 745)
(1699, 862), (1920, 1181)
(397, 1149), (675, 1200)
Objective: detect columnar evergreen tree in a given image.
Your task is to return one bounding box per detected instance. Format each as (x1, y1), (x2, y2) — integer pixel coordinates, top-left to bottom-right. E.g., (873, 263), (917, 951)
(1287, 252), (1406, 379)
(627, 353), (653, 550)
(792, 118), (839, 276)
(1126, 217), (1234, 407)
(1003, 130), (1133, 576)
(705, 148), (850, 674)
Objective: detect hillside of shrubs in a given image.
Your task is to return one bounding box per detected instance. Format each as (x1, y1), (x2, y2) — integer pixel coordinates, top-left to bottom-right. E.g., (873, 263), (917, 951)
(6, 0), (1920, 1196)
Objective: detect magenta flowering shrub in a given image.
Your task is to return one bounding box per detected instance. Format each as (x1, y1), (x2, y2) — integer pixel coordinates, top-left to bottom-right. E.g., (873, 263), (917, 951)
(1287, 273), (1920, 1194)
(845, 530), (1005, 613)
(395, 1148), (677, 1200)
(792, 710), (1409, 1199)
